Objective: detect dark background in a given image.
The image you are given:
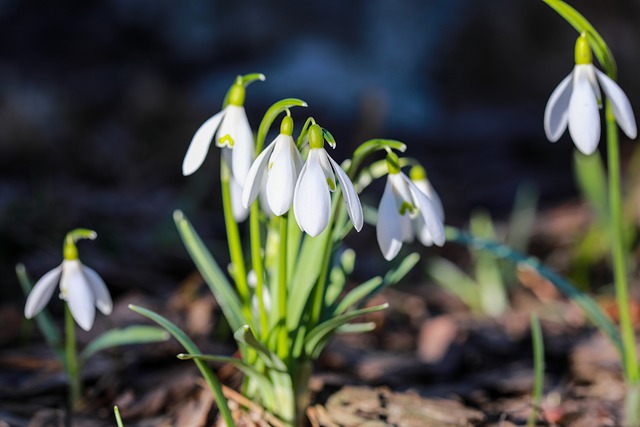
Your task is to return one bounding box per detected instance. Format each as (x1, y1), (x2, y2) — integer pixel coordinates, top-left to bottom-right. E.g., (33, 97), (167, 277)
(1, 0), (639, 304)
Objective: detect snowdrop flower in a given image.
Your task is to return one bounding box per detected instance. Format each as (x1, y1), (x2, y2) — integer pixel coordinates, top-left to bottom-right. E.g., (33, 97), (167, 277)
(24, 230), (112, 331)
(377, 155), (445, 261)
(293, 124), (363, 237)
(544, 33), (637, 155)
(409, 165), (445, 247)
(242, 115), (303, 215)
(182, 76), (264, 186)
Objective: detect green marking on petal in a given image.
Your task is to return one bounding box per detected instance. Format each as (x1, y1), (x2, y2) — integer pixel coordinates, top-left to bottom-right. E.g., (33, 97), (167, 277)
(218, 134), (235, 147)
(399, 201), (415, 215)
(327, 178), (336, 191)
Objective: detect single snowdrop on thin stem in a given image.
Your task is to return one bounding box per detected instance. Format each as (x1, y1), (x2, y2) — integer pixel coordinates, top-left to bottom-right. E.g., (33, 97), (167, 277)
(293, 123), (363, 237)
(242, 113), (303, 215)
(377, 152), (445, 261)
(544, 33), (637, 155)
(25, 229), (112, 331)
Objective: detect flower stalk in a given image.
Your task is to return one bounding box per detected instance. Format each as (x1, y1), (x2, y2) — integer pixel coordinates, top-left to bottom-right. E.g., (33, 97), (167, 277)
(65, 303), (81, 410)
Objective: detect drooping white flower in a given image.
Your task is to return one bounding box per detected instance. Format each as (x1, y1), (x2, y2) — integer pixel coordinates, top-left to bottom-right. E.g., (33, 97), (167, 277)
(544, 33), (637, 155)
(293, 124), (363, 237)
(377, 157), (445, 261)
(24, 231), (112, 331)
(242, 115), (303, 216)
(409, 165), (445, 247)
(182, 77), (263, 187)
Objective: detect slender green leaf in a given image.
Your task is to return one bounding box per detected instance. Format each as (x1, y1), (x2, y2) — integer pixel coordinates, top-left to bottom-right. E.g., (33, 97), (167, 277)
(527, 314), (545, 427)
(129, 304), (235, 427)
(80, 326), (170, 362)
(446, 227), (624, 358)
(325, 249), (356, 307)
(333, 277), (383, 315)
(542, 0), (616, 76)
(16, 264), (65, 363)
(287, 228), (331, 330)
(114, 406), (124, 427)
(427, 258), (481, 312)
(174, 210), (246, 332)
(337, 322), (377, 334)
(305, 303), (388, 358)
(233, 325), (287, 372)
(381, 252), (421, 288)
(178, 353), (275, 407)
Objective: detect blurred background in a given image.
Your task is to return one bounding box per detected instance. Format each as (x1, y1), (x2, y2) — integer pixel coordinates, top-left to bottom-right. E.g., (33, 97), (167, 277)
(1, 0), (639, 305)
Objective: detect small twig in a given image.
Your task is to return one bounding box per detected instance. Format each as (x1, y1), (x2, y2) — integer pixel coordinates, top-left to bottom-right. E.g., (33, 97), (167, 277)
(220, 384), (287, 427)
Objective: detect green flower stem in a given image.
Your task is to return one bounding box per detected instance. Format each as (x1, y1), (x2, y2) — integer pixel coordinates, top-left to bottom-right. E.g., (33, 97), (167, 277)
(251, 204), (268, 337)
(527, 314), (545, 427)
(606, 100), (639, 383)
(64, 304), (81, 410)
(277, 214), (289, 362)
(220, 161), (251, 320)
(309, 196), (341, 327)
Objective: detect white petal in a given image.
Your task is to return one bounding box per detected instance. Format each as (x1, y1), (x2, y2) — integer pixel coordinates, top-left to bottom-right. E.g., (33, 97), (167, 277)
(317, 149), (336, 191)
(242, 138), (277, 208)
(413, 178), (445, 221)
(266, 136), (299, 215)
(388, 174), (414, 242)
(82, 265), (112, 315)
(230, 175), (249, 222)
(293, 150), (332, 237)
(413, 214), (435, 246)
(62, 260), (96, 331)
(544, 72), (573, 142)
(327, 154), (363, 232)
(24, 265), (62, 319)
(568, 65), (601, 155)
(377, 179), (404, 261)
(182, 110), (225, 176)
(218, 105), (255, 186)
(596, 69), (637, 139)
(404, 176), (446, 246)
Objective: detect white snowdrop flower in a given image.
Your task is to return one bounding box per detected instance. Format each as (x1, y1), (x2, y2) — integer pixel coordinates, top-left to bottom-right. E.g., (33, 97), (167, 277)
(377, 155), (445, 261)
(24, 230), (112, 331)
(293, 124), (363, 237)
(409, 165), (445, 247)
(544, 33), (637, 155)
(182, 77), (263, 187)
(242, 115), (303, 216)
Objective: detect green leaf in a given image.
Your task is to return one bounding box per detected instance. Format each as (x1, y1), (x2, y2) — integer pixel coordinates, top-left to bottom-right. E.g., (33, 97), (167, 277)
(542, 0), (616, 77)
(114, 406), (124, 427)
(256, 98), (308, 152)
(233, 325), (287, 372)
(382, 252), (421, 287)
(16, 264), (65, 363)
(177, 353), (275, 408)
(336, 322), (376, 334)
(129, 304), (236, 427)
(426, 257), (481, 313)
(333, 276), (383, 315)
(305, 304), (388, 359)
(322, 128), (337, 149)
(287, 228), (332, 330)
(446, 227), (624, 359)
(325, 249), (356, 307)
(174, 210), (246, 332)
(80, 326), (170, 362)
